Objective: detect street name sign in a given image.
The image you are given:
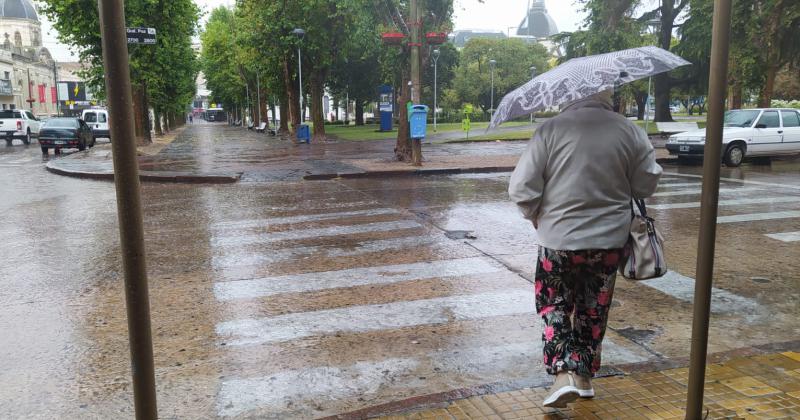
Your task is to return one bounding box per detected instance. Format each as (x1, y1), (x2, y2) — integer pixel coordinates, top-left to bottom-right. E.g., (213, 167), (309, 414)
(127, 27), (157, 45)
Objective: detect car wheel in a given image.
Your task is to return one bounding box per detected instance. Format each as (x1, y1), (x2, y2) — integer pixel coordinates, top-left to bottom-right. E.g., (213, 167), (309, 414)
(723, 144), (745, 167)
(40, 146), (48, 154)
(90, 136), (96, 148)
(78, 140), (86, 151)
(22, 130), (31, 145)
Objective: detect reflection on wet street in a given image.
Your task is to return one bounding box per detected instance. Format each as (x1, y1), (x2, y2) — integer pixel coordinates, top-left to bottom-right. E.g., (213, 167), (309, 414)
(1, 128), (799, 418)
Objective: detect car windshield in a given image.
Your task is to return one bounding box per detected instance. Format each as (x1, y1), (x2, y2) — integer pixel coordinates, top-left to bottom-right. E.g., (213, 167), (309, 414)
(0, 110), (22, 119)
(724, 110), (761, 127)
(44, 118), (79, 128)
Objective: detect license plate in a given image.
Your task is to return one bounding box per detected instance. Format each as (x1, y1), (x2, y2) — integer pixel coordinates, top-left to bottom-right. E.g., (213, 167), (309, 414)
(679, 145), (690, 152)
(54, 140), (65, 145)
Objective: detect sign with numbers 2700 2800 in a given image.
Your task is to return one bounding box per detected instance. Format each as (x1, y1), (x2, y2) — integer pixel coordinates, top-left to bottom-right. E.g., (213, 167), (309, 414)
(126, 27), (157, 45)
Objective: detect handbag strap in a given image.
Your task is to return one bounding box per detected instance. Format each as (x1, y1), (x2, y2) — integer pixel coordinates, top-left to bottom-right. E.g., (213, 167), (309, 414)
(629, 198), (649, 218)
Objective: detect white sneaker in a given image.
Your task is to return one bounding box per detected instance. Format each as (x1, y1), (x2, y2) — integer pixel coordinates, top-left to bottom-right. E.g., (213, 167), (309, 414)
(543, 372), (580, 408)
(572, 373), (595, 398)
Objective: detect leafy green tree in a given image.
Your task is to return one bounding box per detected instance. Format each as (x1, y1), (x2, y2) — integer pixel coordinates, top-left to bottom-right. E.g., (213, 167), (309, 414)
(446, 38), (550, 118)
(40, 0), (199, 145)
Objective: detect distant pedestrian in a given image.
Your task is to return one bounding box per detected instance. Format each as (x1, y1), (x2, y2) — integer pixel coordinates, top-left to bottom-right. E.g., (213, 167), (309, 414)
(189, 114), (193, 124)
(508, 90), (662, 408)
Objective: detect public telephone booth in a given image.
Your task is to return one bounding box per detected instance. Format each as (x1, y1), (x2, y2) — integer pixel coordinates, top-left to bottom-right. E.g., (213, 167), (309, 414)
(378, 85), (394, 132)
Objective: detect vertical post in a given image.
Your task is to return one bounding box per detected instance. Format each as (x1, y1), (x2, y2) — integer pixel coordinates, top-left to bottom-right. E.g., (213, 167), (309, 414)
(53, 61), (59, 116)
(256, 72), (261, 125)
(297, 46), (303, 123)
(433, 59), (437, 132)
(410, 0), (422, 166)
(644, 76), (652, 133)
(489, 59), (496, 119)
(97, 1), (157, 419)
(685, 1), (732, 418)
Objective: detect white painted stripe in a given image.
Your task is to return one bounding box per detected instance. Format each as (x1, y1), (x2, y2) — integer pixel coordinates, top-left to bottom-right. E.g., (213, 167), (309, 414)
(652, 187), (764, 197)
(216, 338), (650, 417)
(717, 210), (800, 224)
(215, 289), (534, 346)
(649, 196), (800, 210)
(217, 358), (421, 418)
(212, 235), (441, 269)
(211, 220), (422, 247)
(657, 182), (701, 188)
(640, 271), (760, 315)
(663, 172), (800, 191)
(214, 257), (504, 300)
(211, 208), (401, 230)
(765, 231), (800, 242)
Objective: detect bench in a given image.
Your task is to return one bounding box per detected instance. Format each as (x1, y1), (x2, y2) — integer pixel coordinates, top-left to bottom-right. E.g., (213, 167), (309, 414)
(655, 122), (699, 138)
(255, 122), (267, 132)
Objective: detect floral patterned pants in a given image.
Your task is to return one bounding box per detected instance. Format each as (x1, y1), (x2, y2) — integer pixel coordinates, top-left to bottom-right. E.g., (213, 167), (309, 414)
(535, 247), (624, 377)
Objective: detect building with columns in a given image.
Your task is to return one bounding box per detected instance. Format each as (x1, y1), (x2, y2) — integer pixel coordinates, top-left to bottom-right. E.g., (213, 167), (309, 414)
(0, 0), (62, 115)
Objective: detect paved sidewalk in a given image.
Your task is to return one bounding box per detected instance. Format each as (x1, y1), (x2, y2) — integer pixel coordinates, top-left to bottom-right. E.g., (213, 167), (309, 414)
(372, 351), (800, 419)
(44, 123), (674, 183)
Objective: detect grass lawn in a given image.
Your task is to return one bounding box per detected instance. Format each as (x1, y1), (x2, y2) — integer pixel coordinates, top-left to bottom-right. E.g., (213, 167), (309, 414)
(324, 121), (529, 141)
(451, 130), (535, 142)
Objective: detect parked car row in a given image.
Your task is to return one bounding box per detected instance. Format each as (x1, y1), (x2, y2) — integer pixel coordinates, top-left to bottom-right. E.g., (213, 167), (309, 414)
(1, 108), (111, 154)
(667, 108), (800, 167)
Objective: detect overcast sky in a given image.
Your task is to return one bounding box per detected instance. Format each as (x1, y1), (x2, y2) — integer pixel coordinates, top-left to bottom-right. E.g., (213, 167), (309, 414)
(39, 0), (587, 62)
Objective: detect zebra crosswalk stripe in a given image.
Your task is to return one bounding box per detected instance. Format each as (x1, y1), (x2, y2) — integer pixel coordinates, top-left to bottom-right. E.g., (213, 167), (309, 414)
(211, 220), (422, 247)
(764, 231), (800, 242)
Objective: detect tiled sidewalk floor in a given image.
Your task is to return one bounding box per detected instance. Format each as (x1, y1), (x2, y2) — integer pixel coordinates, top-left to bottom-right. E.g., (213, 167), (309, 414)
(380, 352), (800, 419)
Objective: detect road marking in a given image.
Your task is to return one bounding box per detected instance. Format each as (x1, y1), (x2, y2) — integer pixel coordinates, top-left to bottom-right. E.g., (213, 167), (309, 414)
(215, 289), (534, 346)
(652, 187), (764, 197)
(764, 231), (800, 242)
(211, 220), (422, 247)
(717, 210), (800, 224)
(657, 182), (702, 188)
(211, 208), (401, 230)
(214, 257), (504, 300)
(649, 196), (800, 210)
(640, 271), (760, 315)
(664, 172), (800, 191)
(212, 235), (441, 269)
(217, 358), (421, 418)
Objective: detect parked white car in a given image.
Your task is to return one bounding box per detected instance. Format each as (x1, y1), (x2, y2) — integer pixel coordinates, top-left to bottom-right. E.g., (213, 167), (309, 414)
(667, 108), (800, 167)
(81, 108), (110, 141)
(0, 109), (41, 146)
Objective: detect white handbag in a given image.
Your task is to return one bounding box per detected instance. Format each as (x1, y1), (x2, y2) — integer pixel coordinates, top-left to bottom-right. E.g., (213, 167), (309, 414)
(619, 199), (668, 280)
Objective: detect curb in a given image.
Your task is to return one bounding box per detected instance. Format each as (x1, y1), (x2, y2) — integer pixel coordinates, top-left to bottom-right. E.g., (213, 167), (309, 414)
(45, 162), (241, 184)
(304, 158), (677, 181)
(303, 166), (516, 181)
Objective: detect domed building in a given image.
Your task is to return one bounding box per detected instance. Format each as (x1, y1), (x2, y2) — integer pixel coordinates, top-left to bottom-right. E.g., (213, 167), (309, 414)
(516, 0), (559, 39)
(0, 0), (60, 115)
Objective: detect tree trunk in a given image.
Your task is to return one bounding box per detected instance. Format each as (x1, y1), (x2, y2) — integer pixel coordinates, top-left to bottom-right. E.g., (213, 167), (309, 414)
(654, 0), (675, 123)
(282, 58), (300, 132)
(333, 98), (339, 121)
(259, 85), (269, 127)
(278, 95), (289, 134)
(759, 66), (778, 108)
(355, 100), (364, 125)
(635, 91), (647, 120)
(310, 70), (326, 142)
(131, 84), (150, 146)
(154, 109), (163, 136)
(730, 83), (743, 110)
(395, 82), (412, 162)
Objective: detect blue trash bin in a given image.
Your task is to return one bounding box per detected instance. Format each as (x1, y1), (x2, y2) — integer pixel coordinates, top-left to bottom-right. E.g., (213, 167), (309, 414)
(409, 105), (429, 139)
(297, 124), (310, 143)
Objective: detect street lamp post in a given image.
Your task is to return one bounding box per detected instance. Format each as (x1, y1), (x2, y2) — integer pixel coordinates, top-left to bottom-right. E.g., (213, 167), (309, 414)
(489, 59), (496, 118)
(530, 65), (537, 123)
(292, 28), (305, 125)
(432, 48), (440, 132)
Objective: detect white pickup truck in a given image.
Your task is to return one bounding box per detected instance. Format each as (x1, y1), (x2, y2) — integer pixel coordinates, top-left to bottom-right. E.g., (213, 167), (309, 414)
(0, 109), (41, 146)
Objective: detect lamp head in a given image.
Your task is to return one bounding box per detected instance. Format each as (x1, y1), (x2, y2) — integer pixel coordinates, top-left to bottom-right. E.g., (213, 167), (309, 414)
(432, 49), (440, 59)
(292, 28), (306, 40)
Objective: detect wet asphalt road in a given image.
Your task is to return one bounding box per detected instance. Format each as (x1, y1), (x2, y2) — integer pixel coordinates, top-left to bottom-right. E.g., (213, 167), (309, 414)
(1, 129), (799, 419)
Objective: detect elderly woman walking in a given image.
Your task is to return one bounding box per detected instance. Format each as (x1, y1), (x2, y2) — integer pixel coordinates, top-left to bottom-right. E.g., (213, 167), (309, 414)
(508, 91), (662, 408)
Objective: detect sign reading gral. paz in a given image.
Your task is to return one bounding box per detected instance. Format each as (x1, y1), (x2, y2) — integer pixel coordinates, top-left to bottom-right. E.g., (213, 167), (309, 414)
(126, 27), (157, 45)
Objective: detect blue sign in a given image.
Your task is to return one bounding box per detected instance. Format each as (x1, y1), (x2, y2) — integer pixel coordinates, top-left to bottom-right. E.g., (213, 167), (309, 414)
(409, 105), (429, 139)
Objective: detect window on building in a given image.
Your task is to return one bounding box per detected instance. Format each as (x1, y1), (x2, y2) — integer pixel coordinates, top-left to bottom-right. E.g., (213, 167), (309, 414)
(10, 104), (15, 110)
(3, 72), (8, 80)
(2, 104), (6, 110)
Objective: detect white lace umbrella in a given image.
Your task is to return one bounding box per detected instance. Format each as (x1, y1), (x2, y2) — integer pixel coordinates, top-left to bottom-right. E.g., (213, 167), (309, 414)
(489, 46), (691, 128)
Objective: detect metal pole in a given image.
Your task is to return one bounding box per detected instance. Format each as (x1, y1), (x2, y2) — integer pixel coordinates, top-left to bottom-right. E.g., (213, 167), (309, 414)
(53, 61), (60, 116)
(297, 46), (303, 123)
(489, 61), (495, 118)
(97, 1), (157, 419)
(256, 72), (261, 125)
(433, 55), (438, 132)
(685, 1), (732, 418)
(644, 76), (652, 133)
(530, 66), (536, 124)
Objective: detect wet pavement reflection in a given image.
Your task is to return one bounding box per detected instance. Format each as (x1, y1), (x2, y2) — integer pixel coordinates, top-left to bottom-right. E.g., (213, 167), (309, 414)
(1, 128), (799, 418)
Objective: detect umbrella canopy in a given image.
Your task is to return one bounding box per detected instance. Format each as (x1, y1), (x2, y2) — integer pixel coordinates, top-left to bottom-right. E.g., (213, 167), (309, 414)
(489, 46), (691, 128)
